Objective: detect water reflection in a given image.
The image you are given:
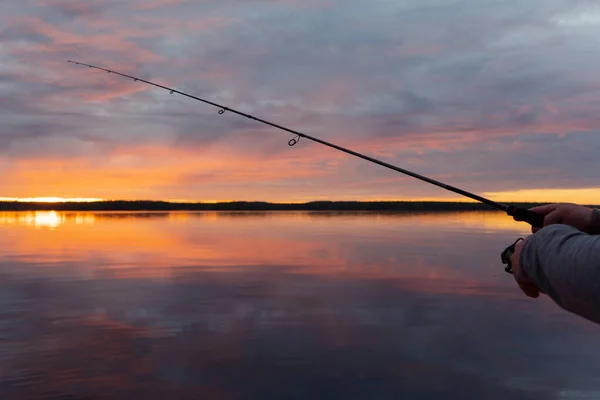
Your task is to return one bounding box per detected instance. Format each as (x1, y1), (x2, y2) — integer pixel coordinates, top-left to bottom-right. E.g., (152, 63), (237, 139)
(0, 209), (533, 230)
(0, 211), (66, 229)
(0, 211), (529, 282)
(0, 211), (598, 399)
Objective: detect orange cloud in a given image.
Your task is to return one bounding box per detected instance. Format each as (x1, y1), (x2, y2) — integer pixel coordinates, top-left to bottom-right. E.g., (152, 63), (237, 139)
(483, 188), (600, 204)
(0, 143), (347, 200)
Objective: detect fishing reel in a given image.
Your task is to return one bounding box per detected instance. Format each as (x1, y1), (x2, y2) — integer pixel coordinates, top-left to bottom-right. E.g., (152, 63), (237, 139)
(501, 237), (524, 274)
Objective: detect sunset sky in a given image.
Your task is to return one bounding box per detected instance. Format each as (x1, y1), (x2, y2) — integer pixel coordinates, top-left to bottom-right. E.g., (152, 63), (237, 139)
(1, 0), (600, 203)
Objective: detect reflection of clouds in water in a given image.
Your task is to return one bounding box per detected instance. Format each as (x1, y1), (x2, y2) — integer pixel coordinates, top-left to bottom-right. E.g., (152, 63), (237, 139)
(0, 211), (524, 283)
(0, 210), (530, 232)
(0, 212), (598, 398)
(0, 267), (598, 398)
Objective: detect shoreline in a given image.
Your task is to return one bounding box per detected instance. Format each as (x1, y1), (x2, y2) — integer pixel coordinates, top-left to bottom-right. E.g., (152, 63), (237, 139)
(0, 200), (591, 212)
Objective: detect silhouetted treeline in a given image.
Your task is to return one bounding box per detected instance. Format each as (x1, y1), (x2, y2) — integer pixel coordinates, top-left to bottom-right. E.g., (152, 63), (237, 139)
(0, 200), (593, 212)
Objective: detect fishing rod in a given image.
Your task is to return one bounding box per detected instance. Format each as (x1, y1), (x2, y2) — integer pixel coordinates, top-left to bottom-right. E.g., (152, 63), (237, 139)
(67, 60), (544, 232)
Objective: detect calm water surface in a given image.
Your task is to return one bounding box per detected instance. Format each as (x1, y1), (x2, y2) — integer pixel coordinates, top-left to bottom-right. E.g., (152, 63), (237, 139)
(0, 210), (599, 399)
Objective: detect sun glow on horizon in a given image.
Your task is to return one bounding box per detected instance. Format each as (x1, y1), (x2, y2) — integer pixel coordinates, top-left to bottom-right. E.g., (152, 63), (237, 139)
(482, 188), (600, 205)
(0, 197), (104, 203)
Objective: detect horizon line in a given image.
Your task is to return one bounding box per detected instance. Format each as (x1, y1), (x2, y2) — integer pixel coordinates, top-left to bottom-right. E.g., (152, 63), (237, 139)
(1, 187), (597, 205)
(0, 197), (574, 205)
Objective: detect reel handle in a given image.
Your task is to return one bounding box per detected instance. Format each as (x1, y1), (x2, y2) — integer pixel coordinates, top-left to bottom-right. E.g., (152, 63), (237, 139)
(501, 238), (524, 274)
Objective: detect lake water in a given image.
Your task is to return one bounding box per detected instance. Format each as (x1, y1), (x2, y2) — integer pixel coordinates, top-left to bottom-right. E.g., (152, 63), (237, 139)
(0, 210), (599, 399)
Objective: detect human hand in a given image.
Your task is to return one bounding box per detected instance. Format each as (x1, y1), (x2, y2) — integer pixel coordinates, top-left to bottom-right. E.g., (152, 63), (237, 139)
(510, 238), (540, 298)
(515, 203), (595, 234)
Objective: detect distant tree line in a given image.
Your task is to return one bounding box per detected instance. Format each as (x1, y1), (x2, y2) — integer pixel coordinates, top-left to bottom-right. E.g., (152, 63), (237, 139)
(0, 200), (593, 212)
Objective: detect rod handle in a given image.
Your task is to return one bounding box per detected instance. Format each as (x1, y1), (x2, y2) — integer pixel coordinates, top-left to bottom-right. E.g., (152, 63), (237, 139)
(506, 206), (545, 228)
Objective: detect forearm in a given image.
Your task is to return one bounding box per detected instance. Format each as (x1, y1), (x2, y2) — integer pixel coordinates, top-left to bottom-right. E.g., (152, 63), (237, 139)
(520, 224), (600, 323)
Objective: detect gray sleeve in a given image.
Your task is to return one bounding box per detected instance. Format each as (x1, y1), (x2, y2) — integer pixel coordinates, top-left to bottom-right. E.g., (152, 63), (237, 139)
(519, 223), (600, 323)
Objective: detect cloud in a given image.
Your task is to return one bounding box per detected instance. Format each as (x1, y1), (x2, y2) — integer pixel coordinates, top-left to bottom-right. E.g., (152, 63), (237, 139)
(1, 0), (600, 200)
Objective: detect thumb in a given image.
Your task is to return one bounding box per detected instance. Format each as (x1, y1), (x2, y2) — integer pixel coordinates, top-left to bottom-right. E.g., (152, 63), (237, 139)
(528, 204), (559, 215)
(528, 206), (557, 233)
(532, 209), (564, 233)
